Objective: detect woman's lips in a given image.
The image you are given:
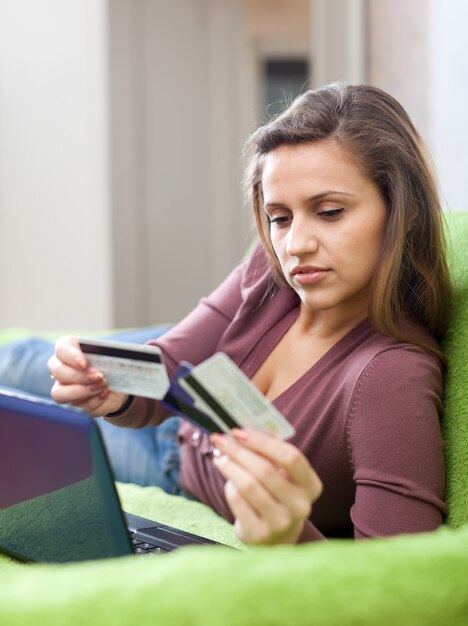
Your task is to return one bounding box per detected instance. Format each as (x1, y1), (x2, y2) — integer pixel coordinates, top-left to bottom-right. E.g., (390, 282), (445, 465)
(291, 267), (330, 285)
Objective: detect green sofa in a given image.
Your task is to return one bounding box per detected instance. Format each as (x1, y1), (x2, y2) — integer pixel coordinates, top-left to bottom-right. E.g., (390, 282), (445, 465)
(0, 213), (467, 626)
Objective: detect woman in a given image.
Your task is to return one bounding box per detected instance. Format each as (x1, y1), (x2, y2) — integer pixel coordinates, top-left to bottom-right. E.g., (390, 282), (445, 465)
(48, 83), (451, 545)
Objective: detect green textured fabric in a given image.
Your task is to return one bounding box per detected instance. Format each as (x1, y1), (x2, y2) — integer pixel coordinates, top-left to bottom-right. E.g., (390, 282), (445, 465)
(0, 327), (161, 346)
(0, 328), (54, 345)
(0, 501), (467, 626)
(441, 213), (468, 529)
(0, 214), (467, 625)
(116, 483), (244, 549)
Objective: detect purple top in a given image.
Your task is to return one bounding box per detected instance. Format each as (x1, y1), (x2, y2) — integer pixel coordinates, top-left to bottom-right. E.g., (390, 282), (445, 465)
(108, 245), (446, 541)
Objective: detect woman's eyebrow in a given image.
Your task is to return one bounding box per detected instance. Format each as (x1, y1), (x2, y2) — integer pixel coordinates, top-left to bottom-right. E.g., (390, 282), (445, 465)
(263, 202), (285, 209)
(305, 190), (357, 201)
(263, 190), (356, 209)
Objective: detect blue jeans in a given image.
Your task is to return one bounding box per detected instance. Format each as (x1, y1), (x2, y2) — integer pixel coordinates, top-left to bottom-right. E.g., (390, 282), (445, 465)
(0, 326), (188, 496)
(96, 415), (189, 496)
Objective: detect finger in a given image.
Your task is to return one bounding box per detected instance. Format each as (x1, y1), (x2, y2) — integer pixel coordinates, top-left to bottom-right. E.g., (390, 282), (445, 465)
(213, 451), (277, 515)
(212, 432), (322, 513)
(223, 480), (267, 544)
(230, 429), (322, 498)
(213, 443), (311, 521)
(211, 429), (313, 487)
(54, 335), (88, 370)
(70, 390), (111, 415)
(48, 354), (106, 387)
(214, 455), (302, 543)
(51, 381), (108, 405)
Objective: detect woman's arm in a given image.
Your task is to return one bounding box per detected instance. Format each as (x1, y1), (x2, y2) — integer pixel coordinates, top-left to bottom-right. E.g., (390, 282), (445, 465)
(347, 346), (446, 538)
(104, 248), (267, 428)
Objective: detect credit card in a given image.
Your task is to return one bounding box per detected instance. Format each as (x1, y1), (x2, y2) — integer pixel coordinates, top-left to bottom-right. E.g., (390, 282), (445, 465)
(161, 362), (226, 433)
(179, 353), (295, 439)
(78, 338), (170, 400)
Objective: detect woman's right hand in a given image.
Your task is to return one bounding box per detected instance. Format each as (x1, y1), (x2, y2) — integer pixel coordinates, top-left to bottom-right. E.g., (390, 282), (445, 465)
(48, 335), (128, 417)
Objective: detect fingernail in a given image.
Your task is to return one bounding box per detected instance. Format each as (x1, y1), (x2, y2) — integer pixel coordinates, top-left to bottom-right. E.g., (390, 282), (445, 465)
(210, 433), (226, 448)
(76, 357), (87, 369)
(232, 429), (249, 441)
(212, 450), (227, 465)
(87, 372), (104, 383)
(89, 383), (105, 393)
(98, 389), (109, 400)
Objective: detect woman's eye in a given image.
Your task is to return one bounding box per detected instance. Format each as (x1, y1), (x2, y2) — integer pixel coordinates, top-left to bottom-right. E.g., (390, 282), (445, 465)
(318, 208), (344, 219)
(268, 215), (290, 226)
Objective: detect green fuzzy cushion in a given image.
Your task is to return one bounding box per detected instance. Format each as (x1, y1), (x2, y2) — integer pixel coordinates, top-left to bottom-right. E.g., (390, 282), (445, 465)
(441, 212), (468, 529)
(0, 483), (467, 626)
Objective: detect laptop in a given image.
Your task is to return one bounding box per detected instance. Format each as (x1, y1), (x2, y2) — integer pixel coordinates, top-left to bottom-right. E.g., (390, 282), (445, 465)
(0, 391), (224, 563)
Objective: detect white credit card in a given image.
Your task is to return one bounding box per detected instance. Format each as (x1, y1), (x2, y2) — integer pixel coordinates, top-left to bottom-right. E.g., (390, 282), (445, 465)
(78, 338), (170, 400)
(179, 353), (295, 440)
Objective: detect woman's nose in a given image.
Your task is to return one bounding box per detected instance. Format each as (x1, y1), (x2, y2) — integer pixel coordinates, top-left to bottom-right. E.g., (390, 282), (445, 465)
(285, 218), (318, 257)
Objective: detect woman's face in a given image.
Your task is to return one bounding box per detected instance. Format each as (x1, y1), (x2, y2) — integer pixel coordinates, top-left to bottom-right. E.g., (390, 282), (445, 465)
(261, 140), (388, 322)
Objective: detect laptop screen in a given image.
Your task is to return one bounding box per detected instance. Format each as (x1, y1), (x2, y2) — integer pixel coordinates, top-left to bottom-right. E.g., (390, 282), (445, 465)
(0, 393), (132, 562)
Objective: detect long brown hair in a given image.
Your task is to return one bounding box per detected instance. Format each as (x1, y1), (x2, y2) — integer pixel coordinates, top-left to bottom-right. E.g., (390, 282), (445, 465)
(244, 83), (451, 362)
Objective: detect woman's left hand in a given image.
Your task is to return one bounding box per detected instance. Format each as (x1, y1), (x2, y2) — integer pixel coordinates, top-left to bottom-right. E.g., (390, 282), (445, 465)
(210, 429), (322, 545)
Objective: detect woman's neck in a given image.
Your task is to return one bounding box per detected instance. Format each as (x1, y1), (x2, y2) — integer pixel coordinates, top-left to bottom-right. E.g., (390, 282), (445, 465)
(295, 304), (369, 341)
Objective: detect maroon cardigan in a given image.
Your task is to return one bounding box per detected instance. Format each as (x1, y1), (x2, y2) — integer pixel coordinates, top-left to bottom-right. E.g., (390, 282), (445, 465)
(107, 245), (446, 541)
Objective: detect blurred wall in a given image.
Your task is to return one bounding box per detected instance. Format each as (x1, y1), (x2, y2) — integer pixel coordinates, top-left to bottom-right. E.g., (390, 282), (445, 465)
(366, 0), (468, 212)
(0, 0), (467, 332)
(0, 0), (112, 330)
(428, 0), (468, 212)
(367, 0), (429, 140)
(109, 0), (249, 328)
(109, 0), (313, 328)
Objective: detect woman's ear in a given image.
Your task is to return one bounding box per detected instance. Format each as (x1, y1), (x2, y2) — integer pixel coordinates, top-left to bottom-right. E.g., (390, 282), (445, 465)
(407, 208), (419, 232)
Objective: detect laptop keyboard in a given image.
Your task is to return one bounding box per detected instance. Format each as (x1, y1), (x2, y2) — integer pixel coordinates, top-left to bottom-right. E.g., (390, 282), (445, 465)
(129, 531), (170, 555)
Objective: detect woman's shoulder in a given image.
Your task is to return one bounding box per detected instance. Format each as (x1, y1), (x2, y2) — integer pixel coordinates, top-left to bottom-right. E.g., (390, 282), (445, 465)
(350, 319), (442, 361)
(340, 321), (444, 397)
(347, 323), (444, 403)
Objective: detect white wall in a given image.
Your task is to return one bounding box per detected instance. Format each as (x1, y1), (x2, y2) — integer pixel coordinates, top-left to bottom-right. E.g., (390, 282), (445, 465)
(428, 0), (468, 212)
(367, 0), (429, 141)
(1, 1), (466, 334)
(311, 0), (365, 88)
(0, 0), (112, 331)
(364, 0), (468, 214)
(109, 0), (251, 327)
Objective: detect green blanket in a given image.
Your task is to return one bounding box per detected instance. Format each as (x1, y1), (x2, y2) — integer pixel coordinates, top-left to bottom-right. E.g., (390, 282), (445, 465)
(0, 484), (467, 626)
